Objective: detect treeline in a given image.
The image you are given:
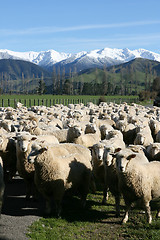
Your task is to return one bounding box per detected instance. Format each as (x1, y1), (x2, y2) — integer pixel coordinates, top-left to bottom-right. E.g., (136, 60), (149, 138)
(0, 60), (159, 99)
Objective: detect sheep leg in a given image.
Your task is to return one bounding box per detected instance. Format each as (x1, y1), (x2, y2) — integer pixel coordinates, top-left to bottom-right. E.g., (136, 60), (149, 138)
(156, 210), (160, 218)
(122, 204), (131, 224)
(26, 181), (31, 200)
(55, 199), (62, 218)
(115, 195), (120, 217)
(80, 194), (87, 208)
(144, 201), (152, 224)
(102, 186), (109, 204)
(45, 198), (52, 215)
(102, 169), (109, 204)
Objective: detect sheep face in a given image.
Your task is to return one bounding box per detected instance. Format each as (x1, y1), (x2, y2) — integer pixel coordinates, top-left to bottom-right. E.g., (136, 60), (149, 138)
(16, 135), (37, 153)
(28, 144), (47, 163)
(71, 126), (82, 138)
(116, 153), (136, 172)
(93, 144), (105, 162)
(85, 124), (97, 134)
(103, 146), (115, 166)
(151, 146), (160, 158)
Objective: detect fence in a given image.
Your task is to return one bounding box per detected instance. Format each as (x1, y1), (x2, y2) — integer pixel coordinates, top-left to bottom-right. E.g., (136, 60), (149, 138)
(0, 97), (139, 108)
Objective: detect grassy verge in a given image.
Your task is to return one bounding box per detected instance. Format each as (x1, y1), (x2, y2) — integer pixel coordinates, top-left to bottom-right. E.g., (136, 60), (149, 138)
(27, 191), (160, 240)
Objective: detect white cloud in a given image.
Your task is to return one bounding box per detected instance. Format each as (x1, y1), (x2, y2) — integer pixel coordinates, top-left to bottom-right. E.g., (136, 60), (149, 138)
(1, 20), (160, 36)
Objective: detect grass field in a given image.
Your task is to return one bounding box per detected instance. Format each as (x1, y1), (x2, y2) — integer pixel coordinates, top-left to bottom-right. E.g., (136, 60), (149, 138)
(27, 191), (160, 240)
(0, 94), (139, 107)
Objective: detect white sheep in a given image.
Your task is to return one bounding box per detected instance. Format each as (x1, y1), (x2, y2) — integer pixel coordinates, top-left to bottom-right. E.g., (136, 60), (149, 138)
(146, 143), (160, 161)
(134, 125), (153, 147)
(28, 142), (92, 216)
(0, 156), (5, 216)
(102, 145), (123, 217)
(15, 132), (38, 199)
(67, 125), (100, 148)
(91, 142), (108, 204)
(149, 119), (160, 141)
(0, 134), (17, 182)
(115, 149), (160, 224)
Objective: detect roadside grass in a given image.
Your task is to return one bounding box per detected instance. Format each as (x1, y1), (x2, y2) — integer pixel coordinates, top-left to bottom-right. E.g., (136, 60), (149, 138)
(27, 191), (160, 240)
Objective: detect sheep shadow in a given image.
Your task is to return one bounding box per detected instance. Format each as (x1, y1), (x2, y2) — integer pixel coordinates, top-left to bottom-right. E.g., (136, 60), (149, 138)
(2, 175), (45, 217)
(2, 171), (123, 225)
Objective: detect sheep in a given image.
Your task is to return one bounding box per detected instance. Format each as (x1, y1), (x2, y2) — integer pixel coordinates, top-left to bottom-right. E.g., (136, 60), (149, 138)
(67, 125), (100, 148)
(155, 130), (160, 143)
(0, 120), (13, 132)
(103, 130), (126, 149)
(99, 124), (114, 140)
(127, 144), (148, 158)
(102, 145), (124, 217)
(0, 134), (17, 182)
(0, 156), (5, 216)
(122, 123), (137, 145)
(149, 119), (160, 141)
(146, 143), (160, 161)
(115, 149), (160, 224)
(134, 125), (153, 147)
(15, 132), (37, 199)
(91, 142), (108, 204)
(28, 142), (92, 216)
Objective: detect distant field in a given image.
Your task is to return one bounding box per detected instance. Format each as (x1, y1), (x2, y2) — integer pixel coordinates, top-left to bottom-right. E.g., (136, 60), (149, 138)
(0, 94), (139, 107)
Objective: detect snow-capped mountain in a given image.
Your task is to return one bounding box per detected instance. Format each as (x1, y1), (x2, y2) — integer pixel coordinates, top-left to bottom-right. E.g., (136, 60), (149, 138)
(0, 49), (71, 67)
(0, 47), (160, 73)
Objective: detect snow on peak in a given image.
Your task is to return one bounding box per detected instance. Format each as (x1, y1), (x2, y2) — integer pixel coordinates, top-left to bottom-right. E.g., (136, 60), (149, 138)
(0, 47), (160, 68)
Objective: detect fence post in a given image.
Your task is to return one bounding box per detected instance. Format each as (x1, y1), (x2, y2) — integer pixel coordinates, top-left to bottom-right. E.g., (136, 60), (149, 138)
(46, 99), (48, 107)
(29, 99), (31, 107)
(8, 99), (10, 107)
(2, 99), (4, 107)
(34, 99), (36, 106)
(14, 99), (16, 108)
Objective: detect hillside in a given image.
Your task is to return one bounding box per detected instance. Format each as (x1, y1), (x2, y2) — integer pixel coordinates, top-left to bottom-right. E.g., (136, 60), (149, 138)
(49, 58), (160, 95)
(65, 58), (159, 86)
(0, 59), (51, 80)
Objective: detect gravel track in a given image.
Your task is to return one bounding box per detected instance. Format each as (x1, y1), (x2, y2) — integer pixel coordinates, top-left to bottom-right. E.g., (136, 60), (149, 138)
(0, 175), (45, 240)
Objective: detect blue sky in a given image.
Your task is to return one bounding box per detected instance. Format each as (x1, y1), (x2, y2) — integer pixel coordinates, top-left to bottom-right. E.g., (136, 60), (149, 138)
(1, 0), (160, 53)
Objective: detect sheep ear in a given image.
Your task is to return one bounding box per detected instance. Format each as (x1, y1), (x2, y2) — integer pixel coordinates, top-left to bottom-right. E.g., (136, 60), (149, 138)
(127, 154), (136, 160)
(110, 153), (116, 158)
(31, 137), (37, 141)
(12, 136), (17, 140)
(115, 148), (121, 153)
(39, 147), (47, 153)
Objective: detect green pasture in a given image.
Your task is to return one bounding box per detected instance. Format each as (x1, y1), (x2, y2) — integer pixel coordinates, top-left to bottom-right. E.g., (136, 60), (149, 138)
(27, 191), (160, 240)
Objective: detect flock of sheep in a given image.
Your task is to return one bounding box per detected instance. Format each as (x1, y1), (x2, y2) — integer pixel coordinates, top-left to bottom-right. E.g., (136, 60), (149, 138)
(1, 101), (160, 224)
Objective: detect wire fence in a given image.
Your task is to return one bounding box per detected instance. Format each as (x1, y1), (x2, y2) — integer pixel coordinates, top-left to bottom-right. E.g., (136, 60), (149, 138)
(0, 97), (139, 108)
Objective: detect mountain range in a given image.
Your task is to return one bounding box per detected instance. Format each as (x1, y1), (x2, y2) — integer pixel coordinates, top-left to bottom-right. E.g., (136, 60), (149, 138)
(0, 47), (160, 73)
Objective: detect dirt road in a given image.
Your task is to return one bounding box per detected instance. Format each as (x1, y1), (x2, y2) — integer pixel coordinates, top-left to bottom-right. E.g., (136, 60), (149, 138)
(0, 175), (44, 240)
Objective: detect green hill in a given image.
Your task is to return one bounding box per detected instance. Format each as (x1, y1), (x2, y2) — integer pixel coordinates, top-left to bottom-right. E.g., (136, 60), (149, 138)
(0, 59), (51, 79)
(0, 59), (52, 93)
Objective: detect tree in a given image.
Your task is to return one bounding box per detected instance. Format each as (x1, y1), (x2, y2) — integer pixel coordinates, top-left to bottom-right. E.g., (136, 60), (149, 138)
(152, 77), (160, 92)
(37, 73), (46, 95)
(63, 79), (72, 95)
(52, 66), (57, 95)
(101, 65), (108, 95)
(145, 63), (148, 91)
